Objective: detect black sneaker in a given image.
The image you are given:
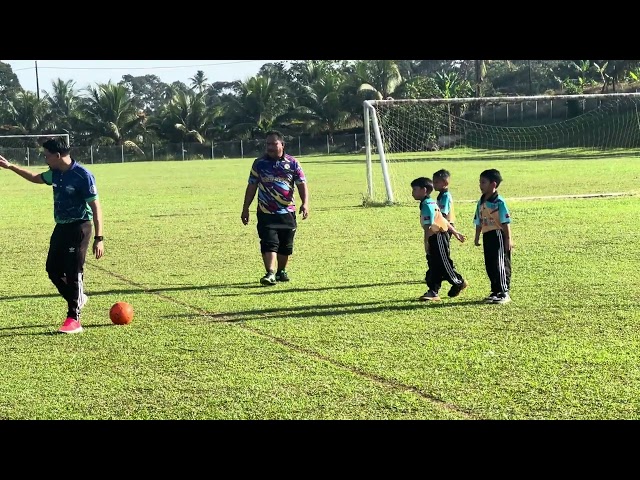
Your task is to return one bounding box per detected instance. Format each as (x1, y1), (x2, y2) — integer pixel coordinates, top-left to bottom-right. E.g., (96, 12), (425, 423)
(484, 292), (499, 303)
(492, 292), (511, 304)
(275, 270), (290, 282)
(260, 271), (276, 286)
(418, 290), (441, 301)
(448, 279), (469, 298)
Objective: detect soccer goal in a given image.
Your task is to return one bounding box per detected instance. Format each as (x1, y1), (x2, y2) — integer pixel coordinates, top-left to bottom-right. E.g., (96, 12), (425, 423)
(0, 133), (70, 166)
(363, 92), (640, 205)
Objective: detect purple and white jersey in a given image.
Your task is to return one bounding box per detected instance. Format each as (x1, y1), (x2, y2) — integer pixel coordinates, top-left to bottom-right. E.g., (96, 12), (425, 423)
(248, 153), (306, 214)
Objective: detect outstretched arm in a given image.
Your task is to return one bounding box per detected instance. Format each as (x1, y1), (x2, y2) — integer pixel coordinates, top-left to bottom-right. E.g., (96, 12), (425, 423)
(0, 154), (45, 184)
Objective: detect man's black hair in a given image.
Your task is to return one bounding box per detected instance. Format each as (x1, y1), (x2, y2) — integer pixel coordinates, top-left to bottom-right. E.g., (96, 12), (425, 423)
(42, 137), (70, 156)
(265, 130), (285, 144)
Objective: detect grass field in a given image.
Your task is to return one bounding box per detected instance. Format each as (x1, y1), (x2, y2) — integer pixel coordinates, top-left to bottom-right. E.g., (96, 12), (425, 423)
(0, 151), (639, 419)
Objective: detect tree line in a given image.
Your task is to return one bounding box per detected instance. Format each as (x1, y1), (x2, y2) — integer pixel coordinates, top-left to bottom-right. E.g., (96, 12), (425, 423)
(1, 60), (638, 150)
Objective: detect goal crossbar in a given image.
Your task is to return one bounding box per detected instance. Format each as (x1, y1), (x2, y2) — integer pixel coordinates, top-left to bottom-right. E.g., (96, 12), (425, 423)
(365, 92), (640, 107)
(0, 133), (70, 166)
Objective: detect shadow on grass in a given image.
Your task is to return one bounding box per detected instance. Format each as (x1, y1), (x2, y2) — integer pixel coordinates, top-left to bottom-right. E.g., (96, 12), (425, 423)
(0, 280), (426, 301)
(0, 283), (255, 301)
(3, 278), (502, 329)
(0, 322), (117, 336)
(0, 290), (496, 337)
(169, 295), (491, 323)
(0, 292), (62, 301)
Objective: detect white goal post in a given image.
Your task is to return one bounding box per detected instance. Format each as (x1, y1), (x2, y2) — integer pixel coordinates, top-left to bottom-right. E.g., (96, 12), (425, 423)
(0, 133), (70, 166)
(363, 92), (640, 205)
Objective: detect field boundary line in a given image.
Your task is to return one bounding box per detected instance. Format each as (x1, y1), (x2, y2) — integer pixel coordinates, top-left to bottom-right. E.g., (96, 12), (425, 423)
(87, 263), (477, 419)
(459, 191), (636, 203)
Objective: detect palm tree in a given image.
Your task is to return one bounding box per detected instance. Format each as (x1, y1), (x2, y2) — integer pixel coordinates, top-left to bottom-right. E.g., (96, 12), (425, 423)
(43, 79), (81, 136)
(190, 70), (208, 94)
(223, 75), (297, 139)
(289, 60), (336, 86)
(152, 89), (221, 143)
(79, 82), (146, 153)
(297, 72), (361, 143)
(1, 91), (51, 143)
(162, 81), (189, 102)
(353, 60), (403, 100)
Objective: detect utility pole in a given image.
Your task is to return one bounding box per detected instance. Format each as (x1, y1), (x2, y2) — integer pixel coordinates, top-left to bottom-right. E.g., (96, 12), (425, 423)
(35, 60), (40, 100)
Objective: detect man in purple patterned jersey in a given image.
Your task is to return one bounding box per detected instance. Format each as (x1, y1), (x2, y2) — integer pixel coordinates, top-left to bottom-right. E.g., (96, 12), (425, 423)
(241, 130), (309, 285)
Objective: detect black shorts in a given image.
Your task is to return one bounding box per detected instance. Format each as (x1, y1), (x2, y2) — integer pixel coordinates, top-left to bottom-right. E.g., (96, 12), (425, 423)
(257, 211), (297, 255)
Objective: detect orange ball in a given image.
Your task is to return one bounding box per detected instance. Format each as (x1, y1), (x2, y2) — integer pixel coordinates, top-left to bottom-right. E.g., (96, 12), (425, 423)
(109, 301), (134, 325)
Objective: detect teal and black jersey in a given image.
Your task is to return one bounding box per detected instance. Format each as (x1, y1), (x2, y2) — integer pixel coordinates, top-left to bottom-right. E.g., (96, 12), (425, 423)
(437, 190), (456, 224)
(473, 192), (511, 234)
(40, 159), (98, 224)
(419, 196), (439, 228)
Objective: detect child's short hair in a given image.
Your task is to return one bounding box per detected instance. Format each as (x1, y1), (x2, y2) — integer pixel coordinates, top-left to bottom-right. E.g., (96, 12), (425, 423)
(410, 176), (434, 194)
(433, 169), (450, 180)
(480, 169), (503, 187)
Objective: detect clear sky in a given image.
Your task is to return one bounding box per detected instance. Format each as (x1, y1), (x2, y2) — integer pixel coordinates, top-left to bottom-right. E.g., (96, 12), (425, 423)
(2, 60), (287, 94)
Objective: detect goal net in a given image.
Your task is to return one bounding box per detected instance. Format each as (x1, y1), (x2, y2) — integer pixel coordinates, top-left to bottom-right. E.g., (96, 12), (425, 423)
(0, 133), (70, 167)
(363, 93), (640, 205)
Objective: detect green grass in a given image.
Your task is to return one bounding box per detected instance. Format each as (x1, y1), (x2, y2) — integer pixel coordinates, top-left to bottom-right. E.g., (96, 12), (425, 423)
(0, 151), (639, 419)
(365, 148), (640, 205)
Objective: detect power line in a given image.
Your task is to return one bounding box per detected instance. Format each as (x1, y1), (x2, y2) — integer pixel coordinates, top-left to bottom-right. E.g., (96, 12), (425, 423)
(10, 60), (270, 73)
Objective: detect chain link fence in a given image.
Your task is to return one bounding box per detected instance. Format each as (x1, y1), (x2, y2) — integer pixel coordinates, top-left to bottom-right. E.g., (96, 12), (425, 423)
(0, 133), (368, 166)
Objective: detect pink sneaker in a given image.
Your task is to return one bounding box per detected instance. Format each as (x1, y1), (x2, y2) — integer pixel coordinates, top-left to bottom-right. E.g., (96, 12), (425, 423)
(58, 317), (83, 334)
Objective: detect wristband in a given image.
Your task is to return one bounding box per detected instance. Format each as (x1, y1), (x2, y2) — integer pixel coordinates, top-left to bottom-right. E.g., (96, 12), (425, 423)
(94, 236), (104, 242)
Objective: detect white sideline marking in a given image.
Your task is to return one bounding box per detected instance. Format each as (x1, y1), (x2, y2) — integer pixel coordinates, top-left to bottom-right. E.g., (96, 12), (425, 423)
(459, 192), (636, 203)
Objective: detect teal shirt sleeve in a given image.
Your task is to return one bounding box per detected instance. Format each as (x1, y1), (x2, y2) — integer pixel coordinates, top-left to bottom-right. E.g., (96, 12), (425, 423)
(41, 169), (53, 185)
(440, 192), (452, 215)
(498, 197), (511, 224)
(420, 199), (436, 227)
